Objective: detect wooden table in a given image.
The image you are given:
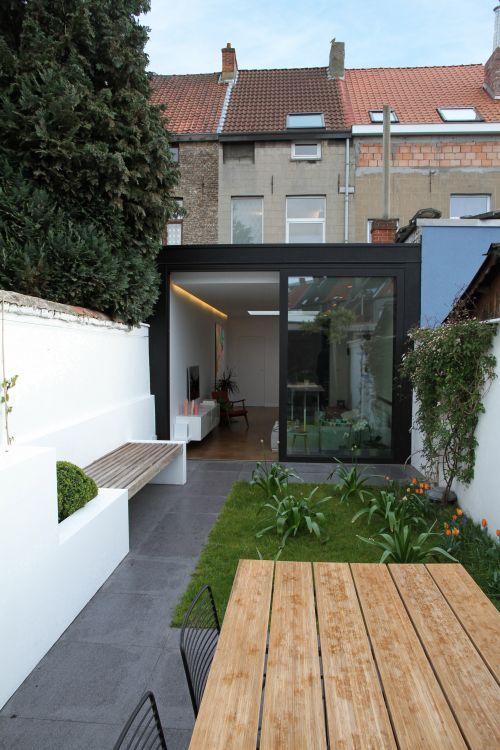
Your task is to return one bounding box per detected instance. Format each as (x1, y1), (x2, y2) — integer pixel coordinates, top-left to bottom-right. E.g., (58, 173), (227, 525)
(188, 561), (500, 749)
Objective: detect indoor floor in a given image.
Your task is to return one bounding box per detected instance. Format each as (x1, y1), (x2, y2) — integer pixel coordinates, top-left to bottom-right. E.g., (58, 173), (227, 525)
(186, 406), (278, 460)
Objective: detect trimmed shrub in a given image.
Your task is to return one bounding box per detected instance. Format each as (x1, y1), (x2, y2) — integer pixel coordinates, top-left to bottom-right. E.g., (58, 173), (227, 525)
(57, 461), (98, 522)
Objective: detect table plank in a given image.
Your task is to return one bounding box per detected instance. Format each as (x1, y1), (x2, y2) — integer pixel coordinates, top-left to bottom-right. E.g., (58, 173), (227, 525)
(260, 561), (326, 750)
(188, 559), (273, 750)
(427, 563), (500, 681)
(314, 563), (396, 749)
(352, 564), (467, 749)
(390, 564), (500, 749)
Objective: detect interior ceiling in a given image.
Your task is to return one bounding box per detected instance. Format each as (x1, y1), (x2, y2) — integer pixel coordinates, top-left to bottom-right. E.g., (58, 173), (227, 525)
(171, 271), (280, 317)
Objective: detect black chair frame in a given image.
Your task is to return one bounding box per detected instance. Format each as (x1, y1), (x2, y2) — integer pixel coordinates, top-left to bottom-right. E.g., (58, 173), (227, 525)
(180, 584), (221, 716)
(113, 691), (167, 750)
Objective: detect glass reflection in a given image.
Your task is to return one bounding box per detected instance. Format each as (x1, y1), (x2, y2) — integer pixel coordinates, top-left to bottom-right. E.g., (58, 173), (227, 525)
(287, 276), (395, 459)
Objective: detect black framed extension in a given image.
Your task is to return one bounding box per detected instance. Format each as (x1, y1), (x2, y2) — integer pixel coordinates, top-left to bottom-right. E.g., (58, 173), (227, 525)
(149, 243), (421, 464)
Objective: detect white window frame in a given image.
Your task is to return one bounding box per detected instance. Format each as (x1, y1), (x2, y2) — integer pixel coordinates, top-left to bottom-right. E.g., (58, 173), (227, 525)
(286, 113), (325, 129)
(286, 196), (326, 243)
(369, 110), (399, 123)
(437, 107), (482, 122)
(449, 194), (491, 219)
(291, 142), (322, 160)
(231, 196), (264, 244)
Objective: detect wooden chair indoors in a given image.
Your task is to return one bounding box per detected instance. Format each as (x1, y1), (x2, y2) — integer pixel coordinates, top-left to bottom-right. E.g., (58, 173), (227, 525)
(211, 390), (249, 428)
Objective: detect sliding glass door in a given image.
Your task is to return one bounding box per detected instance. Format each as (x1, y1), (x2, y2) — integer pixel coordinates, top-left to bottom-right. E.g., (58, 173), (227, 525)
(285, 274), (396, 460)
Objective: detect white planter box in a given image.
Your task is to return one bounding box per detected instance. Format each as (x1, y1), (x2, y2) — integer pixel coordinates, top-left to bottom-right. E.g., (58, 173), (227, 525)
(0, 446), (128, 708)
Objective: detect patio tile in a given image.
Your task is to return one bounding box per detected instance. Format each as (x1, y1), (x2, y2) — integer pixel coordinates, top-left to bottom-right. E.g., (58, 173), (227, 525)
(102, 555), (197, 598)
(0, 716), (121, 750)
(59, 591), (176, 648)
(149, 645), (196, 731)
(134, 511), (219, 558)
(0, 641), (162, 724)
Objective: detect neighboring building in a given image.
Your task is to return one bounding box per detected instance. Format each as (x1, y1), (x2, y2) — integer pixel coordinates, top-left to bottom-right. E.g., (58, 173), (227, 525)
(151, 7), (500, 245)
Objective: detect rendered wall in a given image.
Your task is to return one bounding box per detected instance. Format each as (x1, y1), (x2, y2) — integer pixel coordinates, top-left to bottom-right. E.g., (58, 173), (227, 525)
(0, 446), (128, 708)
(169, 283), (221, 436)
(0, 292), (155, 465)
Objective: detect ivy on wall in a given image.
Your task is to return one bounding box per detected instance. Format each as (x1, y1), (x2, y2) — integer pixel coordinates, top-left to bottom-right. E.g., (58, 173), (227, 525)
(401, 315), (497, 499)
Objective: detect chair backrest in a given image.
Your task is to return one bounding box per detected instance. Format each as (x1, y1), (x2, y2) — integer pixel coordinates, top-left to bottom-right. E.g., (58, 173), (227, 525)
(179, 584), (220, 716)
(113, 691), (167, 750)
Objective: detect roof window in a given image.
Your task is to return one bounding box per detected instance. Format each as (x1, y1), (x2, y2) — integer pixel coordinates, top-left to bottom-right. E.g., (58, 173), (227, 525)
(286, 113), (325, 129)
(369, 110), (398, 123)
(437, 107), (481, 122)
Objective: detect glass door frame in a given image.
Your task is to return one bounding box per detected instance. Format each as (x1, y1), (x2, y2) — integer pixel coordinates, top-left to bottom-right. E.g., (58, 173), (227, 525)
(278, 265), (415, 464)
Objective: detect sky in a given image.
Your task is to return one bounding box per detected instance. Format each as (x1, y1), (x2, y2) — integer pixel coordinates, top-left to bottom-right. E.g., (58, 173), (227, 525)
(143, 1), (498, 75)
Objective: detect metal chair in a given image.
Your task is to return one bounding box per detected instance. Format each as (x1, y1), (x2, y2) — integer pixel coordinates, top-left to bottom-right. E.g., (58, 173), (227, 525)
(180, 584), (220, 716)
(113, 691), (167, 750)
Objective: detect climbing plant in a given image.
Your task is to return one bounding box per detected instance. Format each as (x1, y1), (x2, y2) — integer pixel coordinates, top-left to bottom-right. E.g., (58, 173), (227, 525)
(400, 314), (497, 500)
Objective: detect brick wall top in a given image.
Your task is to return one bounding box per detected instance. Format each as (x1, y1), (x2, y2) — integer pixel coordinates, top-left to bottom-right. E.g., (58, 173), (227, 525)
(357, 140), (500, 168)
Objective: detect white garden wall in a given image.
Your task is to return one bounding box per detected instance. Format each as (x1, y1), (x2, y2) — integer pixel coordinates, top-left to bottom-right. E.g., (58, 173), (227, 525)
(0, 446), (128, 708)
(411, 328), (500, 535)
(0, 292), (155, 465)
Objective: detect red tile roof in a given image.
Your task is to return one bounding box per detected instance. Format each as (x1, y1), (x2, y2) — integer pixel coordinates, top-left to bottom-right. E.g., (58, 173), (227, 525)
(222, 68), (347, 133)
(344, 64), (500, 124)
(150, 63), (500, 136)
(149, 73), (227, 134)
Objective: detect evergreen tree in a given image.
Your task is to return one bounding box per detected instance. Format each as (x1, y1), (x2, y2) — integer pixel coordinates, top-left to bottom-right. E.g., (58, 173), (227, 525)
(0, 0), (178, 324)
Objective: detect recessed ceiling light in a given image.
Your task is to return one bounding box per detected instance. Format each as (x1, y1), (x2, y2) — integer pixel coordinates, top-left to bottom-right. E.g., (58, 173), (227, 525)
(248, 310), (280, 316)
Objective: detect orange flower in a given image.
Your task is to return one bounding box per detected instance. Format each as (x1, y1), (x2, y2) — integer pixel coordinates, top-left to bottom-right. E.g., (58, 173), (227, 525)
(456, 508), (463, 516)
(424, 483), (430, 490)
(445, 529), (452, 536)
(411, 478), (417, 485)
(482, 518), (488, 527)
(452, 528), (460, 536)
(452, 515), (457, 521)
(496, 529), (500, 537)
(443, 522), (449, 529)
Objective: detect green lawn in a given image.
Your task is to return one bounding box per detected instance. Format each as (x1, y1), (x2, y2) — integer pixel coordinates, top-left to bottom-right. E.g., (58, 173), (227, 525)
(171, 481), (500, 626)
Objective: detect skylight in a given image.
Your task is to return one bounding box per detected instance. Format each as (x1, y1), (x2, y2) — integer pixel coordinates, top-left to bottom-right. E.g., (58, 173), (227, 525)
(286, 113), (325, 129)
(437, 107), (481, 122)
(369, 110), (398, 123)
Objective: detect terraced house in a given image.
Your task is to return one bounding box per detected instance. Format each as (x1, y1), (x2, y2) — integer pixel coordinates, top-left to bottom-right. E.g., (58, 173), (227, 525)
(151, 9), (500, 246)
(147, 10), (500, 467)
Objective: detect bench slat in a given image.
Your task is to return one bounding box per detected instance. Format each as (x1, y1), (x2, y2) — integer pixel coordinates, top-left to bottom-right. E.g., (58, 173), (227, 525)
(88, 444), (174, 485)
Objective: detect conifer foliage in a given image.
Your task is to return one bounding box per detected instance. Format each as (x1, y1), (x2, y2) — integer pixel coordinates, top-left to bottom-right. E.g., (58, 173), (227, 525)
(0, 1), (178, 324)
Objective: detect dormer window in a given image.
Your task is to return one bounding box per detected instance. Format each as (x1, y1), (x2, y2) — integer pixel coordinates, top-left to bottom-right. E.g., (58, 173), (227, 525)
(437, 107), (482, 122)
(286, 113), (325, 129)
(369, 110), (398, 123)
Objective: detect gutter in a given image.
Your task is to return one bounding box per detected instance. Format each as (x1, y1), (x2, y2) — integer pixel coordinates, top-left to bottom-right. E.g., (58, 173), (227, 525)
(352, 123), (500, 136)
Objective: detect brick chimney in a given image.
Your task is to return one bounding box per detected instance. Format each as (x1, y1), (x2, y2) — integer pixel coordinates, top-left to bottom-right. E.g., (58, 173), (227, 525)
(221, 43), (237, 82)
(370, 218), (398, 244)
(328, 39), (345, 79)
(484, 5), (500, 99)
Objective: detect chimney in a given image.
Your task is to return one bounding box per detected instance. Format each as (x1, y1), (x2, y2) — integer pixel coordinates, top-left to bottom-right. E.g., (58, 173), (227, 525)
(221, 43), (237, 82)
(484, 5), (500, 99)
(370, 218), (398, 244)
(328, 39), (345, 79)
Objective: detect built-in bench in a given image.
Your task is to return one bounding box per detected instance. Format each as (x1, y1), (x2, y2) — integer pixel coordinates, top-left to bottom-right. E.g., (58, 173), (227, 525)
(85, 440), (186, 497)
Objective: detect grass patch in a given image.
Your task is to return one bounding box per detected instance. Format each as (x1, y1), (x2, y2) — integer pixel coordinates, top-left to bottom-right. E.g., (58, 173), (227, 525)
(171, 481), (499, 626)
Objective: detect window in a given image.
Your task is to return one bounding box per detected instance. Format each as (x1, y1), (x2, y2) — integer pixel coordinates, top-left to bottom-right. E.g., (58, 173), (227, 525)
(169, 143), (179, 162)
(286, 197), (326, 243)
(231, 197), (263, 243)
(368, 110), (399, 123)
(286, 113), (325, 129)
(164, 198), (183, 245)
(437, 107), (481, 122)
(223, 142), (255, 163)
(291, 143), (321, 160)
(449, 194), (491, 218)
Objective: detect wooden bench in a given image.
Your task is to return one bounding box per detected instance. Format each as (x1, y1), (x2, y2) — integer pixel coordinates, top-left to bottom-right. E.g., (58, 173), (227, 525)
(85, 440), (186, 497)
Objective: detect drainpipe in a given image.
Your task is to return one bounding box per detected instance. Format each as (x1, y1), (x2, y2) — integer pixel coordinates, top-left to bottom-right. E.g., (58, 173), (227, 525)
(344, 137), (350, 243)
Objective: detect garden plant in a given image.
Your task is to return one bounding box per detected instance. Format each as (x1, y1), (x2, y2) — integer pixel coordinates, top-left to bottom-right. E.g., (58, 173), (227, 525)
(256, 486), (331, 546)
(57, 461), (98, 522)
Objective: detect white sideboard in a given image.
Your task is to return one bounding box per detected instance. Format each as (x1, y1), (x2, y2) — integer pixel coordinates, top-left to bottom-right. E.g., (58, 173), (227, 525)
(173, 401), (220, 442)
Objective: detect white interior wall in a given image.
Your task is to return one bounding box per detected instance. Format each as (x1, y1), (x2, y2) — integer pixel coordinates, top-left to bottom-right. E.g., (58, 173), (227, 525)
(0, 294), (155, 466)
(169, 285), (221, 436)
(227, 316), (279, 407)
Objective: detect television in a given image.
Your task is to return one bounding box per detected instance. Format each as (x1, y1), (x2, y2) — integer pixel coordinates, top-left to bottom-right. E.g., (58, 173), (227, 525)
(187, 365), (200, 401)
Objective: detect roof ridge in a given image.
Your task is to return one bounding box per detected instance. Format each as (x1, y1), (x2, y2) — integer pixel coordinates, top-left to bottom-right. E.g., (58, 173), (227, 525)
(346, 63), (483, 72)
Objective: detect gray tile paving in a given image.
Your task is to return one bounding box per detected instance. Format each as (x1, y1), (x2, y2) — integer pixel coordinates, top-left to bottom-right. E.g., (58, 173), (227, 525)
(0, 457), (421, 750)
